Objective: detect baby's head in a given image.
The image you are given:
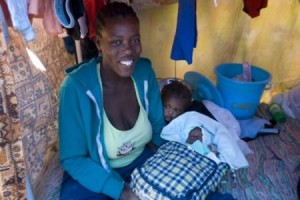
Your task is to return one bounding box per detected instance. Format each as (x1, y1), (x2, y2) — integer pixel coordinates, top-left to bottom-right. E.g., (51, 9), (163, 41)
(186, 127), (203, 144)
(161, 81), (192, 123)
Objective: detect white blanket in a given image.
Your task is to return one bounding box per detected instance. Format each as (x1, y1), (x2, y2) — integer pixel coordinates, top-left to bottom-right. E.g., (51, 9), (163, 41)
(161, 111), (249, 169)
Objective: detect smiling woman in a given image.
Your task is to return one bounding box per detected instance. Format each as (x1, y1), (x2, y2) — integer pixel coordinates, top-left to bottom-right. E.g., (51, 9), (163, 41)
(58, 2), (165, 200)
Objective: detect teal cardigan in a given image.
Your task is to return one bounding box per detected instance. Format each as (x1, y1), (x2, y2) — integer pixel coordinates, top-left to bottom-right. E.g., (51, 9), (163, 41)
(58, 57), (165, 199)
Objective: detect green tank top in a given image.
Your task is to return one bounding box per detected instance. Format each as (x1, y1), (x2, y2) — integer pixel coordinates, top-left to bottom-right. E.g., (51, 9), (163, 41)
(102, 79), (152, 168)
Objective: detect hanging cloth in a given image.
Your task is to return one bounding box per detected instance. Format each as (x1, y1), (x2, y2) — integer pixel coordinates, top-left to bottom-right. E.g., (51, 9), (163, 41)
(170, 0), (197, 65)
(0, 4), (9, 44)
(83, 0), (106, 40)
(5, 0), (36, 42)
(243, 0), (268, 18)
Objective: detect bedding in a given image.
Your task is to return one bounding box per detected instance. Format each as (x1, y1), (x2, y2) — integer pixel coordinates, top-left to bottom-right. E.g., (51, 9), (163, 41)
(161, 111), (249, 169)
(130, 141), (229, 200)
(218, 103), (300, 200)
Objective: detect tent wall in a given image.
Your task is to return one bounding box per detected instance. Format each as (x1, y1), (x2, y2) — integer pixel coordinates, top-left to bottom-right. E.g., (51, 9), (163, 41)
(0, 0), (299, 199)
(0, 19), (74, 199)
(138, 0), (300, 101)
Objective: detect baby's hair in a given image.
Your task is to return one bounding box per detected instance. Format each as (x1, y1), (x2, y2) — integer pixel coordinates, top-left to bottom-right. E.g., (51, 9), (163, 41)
(95, 2), (139, 38)
(161, 81), (192, 110)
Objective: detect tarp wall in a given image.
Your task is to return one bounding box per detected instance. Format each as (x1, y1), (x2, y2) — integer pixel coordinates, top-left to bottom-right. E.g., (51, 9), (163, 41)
(138, 0), (300, 101)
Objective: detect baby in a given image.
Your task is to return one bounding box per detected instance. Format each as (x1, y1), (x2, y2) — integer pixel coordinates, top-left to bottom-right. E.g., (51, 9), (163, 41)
(161, 81), (219, 162)
(160, 81), (249, 169)
(186, 127), (220, 163)
(161, 80), (215, 123)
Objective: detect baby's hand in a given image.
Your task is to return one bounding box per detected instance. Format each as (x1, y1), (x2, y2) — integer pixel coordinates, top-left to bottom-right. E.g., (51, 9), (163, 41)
(208, 144), (218, 154)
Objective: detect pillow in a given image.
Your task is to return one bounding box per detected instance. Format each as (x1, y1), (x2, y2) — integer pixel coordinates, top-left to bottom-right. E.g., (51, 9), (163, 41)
(130, 141), (229, 200)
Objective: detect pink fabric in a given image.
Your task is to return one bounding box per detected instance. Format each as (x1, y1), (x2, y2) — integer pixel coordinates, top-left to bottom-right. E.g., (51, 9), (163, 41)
(43, 0), (63, 34)
(28, 0), (43, 15)
(28, 0), (63, 35)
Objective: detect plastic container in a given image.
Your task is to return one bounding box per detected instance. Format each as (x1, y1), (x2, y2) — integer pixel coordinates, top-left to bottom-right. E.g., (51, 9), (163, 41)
(268, 102), (287, 123)
(215, 63), (271, 119)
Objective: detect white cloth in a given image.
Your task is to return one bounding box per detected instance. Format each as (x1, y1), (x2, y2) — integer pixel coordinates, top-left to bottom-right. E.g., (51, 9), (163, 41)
(272, 86), (300, 120)
(203, 100), (253, 155)
(161, 111), (249, 169)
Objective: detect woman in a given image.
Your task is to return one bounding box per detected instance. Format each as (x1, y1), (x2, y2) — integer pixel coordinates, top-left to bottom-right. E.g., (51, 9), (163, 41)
(58, 2), (165, 199)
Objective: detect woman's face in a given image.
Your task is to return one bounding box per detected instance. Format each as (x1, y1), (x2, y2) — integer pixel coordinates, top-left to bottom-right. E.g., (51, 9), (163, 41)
(97, 16), (142, 78)
(163, 97), (186, 123)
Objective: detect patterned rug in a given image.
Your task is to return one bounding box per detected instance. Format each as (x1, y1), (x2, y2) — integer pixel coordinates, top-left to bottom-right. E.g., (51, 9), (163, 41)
(0, 19), (75, 199)
(0, 25), (26, 199)
(219, 104), (300, 200)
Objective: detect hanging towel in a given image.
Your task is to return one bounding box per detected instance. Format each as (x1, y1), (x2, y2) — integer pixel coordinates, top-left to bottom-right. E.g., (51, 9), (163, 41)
(5, 0), (36, 42)
(170, 0), (197, 65)
(243, 0), (268, 18)
(54, 0), (85, 29)
(54, 0), (74, 28)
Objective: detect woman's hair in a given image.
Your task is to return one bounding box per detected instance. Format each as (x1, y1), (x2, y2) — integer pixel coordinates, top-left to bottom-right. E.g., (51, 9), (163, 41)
(95, 2), (139, 38)
(161, 81), (192, 110)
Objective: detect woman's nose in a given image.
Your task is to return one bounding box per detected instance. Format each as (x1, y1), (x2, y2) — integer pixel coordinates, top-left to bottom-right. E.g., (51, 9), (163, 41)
(121, 42), (132, 54)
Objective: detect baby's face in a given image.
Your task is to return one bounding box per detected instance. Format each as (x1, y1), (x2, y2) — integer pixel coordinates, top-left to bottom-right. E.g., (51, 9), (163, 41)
(186, 127), (203, 144)
(163, 97), (186, 122)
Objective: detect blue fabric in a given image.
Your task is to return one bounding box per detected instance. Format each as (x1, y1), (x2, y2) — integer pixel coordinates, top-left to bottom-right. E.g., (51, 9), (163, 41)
(5, 0), (36, 42)
(170, 0), (197, 64)
(63, 36), (75, 54)
(238, 116), (269, 139)
(60, 174), (111, 200)
(54, 0), (75, 28)
(206, 191), (235, 200)
(0, 5), (9, 44)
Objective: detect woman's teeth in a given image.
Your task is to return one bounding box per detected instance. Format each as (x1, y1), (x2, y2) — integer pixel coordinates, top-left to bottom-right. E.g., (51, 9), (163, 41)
(120, 60), (133, 67)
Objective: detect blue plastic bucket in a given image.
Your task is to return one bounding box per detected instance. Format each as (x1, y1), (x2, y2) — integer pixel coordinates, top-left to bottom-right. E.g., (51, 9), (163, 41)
(215, 63), (271, 119)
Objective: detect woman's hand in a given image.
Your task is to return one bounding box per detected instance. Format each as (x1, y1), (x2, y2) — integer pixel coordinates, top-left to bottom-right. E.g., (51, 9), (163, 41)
(147, 141), (158, 152)
(120, 184), (139, 200)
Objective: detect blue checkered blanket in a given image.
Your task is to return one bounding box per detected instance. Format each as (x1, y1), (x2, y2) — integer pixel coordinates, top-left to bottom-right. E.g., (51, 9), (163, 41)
(130, 141), (229, 200)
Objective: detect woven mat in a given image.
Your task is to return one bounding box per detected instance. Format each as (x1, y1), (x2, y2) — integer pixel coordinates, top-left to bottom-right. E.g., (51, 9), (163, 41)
(219, 104), (300, 200)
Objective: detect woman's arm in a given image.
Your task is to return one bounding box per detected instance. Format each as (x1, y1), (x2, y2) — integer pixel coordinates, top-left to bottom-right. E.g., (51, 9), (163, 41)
(58, 77), (124, 199)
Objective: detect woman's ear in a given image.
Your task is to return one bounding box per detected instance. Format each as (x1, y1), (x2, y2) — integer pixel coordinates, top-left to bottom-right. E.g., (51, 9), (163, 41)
(94, 36), (101, 54)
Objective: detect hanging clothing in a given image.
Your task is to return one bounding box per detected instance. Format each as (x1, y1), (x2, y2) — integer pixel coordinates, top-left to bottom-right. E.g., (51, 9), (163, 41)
(43, 0), (64, 35)
(5, 0), (36, 42)
(170, 0), (197, 65)
(0, 4), (9, 44)
(83, 0), (106, 40)
(243, 0), (268, 18)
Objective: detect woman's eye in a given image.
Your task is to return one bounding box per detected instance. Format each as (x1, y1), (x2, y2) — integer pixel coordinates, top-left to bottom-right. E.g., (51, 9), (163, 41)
(111, 40), (121, 46)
